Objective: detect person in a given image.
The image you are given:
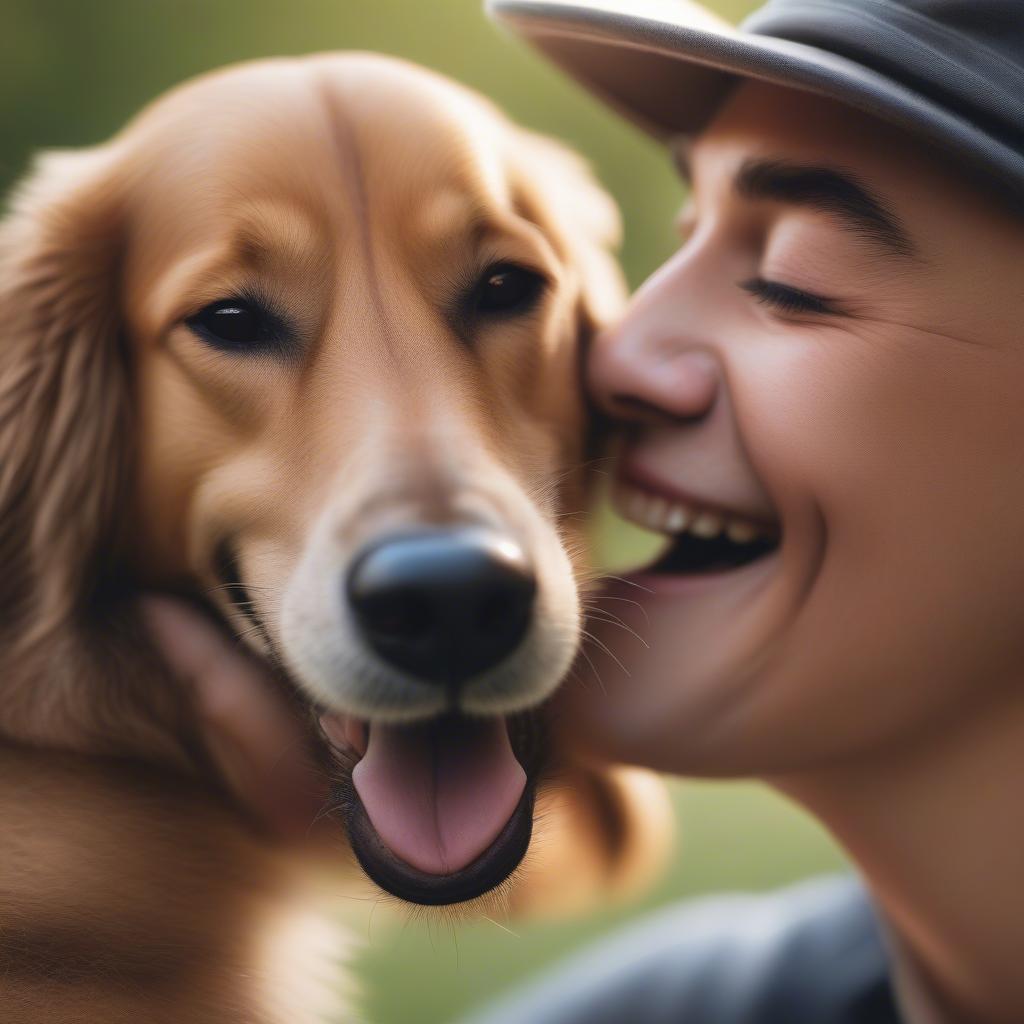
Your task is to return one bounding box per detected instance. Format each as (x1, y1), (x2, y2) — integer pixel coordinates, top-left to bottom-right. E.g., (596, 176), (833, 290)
(145, 1), (1024, 1020)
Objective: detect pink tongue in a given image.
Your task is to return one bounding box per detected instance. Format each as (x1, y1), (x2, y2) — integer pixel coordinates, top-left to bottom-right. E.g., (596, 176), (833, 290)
(352, 717), (526, 876)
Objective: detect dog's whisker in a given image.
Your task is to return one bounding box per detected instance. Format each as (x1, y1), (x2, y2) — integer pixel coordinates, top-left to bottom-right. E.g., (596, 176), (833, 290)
(308, 804), (331, 831)
(582, 597), (643, 623)
(598, 573), (655, 594)
(232, 623), (267, 642)
(205, 582), (278, 594)
(582, 609), (650, 649)
(534, 454), (616, 491)
(573, 643), (608, 696)
(587, 592), (651, 619)
(580, 628), (632, 679)
(481, 914), (519, 938)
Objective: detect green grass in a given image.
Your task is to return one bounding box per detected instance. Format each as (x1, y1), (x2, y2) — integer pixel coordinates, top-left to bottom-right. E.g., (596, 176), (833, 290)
(354, 780), (846, 1023)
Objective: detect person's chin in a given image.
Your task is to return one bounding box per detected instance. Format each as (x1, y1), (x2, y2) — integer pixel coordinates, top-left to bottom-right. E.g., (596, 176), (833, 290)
(552, 553), (792, 774)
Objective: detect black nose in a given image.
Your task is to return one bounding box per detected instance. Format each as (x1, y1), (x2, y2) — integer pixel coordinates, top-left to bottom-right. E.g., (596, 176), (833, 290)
(346, 529), (537, 688)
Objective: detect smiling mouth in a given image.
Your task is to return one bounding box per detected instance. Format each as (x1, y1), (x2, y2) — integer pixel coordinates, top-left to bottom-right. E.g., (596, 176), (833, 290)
(322, 711), (543, 905)
(614, 478), (781, 575)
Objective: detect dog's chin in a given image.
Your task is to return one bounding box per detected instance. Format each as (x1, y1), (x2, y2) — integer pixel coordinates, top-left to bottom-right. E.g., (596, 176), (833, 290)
(209, 546), (549, 905)
(344, 777), (535, 907)
(322, 711), (546, 907)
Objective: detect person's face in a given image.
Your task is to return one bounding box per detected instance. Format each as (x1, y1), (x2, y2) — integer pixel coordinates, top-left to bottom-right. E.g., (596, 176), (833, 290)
(561, 81), (1024, 776)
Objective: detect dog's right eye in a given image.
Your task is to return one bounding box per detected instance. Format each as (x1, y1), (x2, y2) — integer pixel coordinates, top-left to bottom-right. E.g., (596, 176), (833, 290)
(471, 264), (547, 318)
(185, 298), (288, 354)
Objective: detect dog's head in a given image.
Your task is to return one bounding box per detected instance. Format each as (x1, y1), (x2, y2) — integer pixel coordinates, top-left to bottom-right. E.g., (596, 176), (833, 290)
(0, 54), (666, 905)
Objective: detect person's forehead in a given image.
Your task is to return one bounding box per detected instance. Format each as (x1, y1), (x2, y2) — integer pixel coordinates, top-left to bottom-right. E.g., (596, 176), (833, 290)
(683, 79), (1024, 254)
(689, 81), (912, 183)
(689, 78), (1024, 226)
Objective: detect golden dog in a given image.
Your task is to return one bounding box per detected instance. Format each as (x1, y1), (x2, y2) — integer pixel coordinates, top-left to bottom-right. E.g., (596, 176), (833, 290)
(0, 54), (667, 1023)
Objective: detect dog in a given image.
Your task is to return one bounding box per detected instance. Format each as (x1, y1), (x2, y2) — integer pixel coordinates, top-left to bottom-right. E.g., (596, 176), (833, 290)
(0, 53), (669, 1023)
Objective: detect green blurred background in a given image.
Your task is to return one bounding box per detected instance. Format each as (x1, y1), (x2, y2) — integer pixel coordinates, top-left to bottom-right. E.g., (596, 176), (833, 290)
(1, 2), (846, 1021)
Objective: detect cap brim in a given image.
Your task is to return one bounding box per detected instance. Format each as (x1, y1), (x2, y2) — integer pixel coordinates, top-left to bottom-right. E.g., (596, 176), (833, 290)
(488, 0), (1024, 205)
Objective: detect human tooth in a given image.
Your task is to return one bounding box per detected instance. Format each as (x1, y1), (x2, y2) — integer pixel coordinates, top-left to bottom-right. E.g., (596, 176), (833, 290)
(637, 493), (657, 527)
(690, 511), (724, 538)
(665, 503), (692, 533)
(626, 489), (647, 523)
(648, 496), (669, 530)
(726, 519), (758, 544)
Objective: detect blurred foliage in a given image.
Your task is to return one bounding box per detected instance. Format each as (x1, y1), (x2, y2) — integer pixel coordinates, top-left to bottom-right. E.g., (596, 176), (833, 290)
(3, 0), (753, 288)
(2, 2), (848, 1022)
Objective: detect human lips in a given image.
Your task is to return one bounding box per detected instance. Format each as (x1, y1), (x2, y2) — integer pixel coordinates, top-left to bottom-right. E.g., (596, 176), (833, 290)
(612, 462), (781, 579)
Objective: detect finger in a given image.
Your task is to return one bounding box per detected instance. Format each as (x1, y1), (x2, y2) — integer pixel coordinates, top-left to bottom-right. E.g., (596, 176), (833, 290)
(140, 595), (330, 840)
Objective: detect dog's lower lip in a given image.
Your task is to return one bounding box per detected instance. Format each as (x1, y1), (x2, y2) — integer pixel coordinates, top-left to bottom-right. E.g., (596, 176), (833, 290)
(320, 712), (368, 757)
(330, 712), (543, 905)
(345, 781), (535, 906)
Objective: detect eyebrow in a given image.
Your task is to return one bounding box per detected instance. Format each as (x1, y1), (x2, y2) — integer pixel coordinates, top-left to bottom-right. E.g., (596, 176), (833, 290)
(734, 158), (917, 260)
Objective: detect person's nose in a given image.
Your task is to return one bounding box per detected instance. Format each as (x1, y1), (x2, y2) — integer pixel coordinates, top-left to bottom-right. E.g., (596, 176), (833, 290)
(588, 302), (720, 425)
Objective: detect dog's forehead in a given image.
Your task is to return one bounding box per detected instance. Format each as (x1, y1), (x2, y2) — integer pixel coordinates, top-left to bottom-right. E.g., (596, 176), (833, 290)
(124, 55), (524, 237)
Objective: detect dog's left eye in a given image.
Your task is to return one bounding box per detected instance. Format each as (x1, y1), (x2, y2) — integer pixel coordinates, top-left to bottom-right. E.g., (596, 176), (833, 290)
(473, 264), (546, 317)
(185, 298), (288, 354)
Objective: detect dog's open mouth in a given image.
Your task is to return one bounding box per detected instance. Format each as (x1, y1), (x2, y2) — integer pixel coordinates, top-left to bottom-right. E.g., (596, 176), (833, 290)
(213, 539), (548, 905)
(322, 711), (541, 905)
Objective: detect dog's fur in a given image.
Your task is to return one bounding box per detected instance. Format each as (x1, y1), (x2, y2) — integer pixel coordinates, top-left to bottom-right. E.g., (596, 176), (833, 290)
(0, 54), (669, 1023)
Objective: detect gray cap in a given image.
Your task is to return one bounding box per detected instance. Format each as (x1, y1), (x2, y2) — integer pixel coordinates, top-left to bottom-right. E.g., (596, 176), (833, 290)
(487, 0), (1024, 211)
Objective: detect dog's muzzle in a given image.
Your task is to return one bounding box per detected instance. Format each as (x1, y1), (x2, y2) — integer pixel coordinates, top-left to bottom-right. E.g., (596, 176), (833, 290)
(346, 527), (536, 693)
(327, 526), (546, 902)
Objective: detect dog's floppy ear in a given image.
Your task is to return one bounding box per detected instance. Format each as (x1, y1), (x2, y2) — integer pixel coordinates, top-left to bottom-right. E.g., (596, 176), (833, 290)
(510, 127), (628, 335)
(0, 144), (166, 759)
(0, 146), (130, 651)
(512, 762), (673, 917)
(507, 127), (629, 499)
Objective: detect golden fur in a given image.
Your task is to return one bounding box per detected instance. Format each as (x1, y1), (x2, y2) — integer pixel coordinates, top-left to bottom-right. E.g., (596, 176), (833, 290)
(0, 53), (669, 1023)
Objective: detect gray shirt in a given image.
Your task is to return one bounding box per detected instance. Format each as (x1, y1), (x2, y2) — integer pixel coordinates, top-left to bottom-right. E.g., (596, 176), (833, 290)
(458, 876), (904, 1024)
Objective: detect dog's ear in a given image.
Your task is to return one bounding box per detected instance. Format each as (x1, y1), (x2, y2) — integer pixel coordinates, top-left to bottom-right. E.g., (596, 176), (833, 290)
(510, 127), (628, 335)
(511, 762), (672, 917)
(0, 145), (176, 762)
(0, 145), (130, 652)
(507, 127), (629, 496)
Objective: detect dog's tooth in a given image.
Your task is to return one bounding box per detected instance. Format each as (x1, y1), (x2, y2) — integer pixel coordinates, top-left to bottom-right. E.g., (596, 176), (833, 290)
(690, 511), (724, 538)
(726, 519), (758, 544)
(665, 503), (692, 533)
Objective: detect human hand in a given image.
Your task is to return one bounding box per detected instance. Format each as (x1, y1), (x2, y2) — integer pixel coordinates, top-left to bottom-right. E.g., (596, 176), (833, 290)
(140, 595), (331, 842)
